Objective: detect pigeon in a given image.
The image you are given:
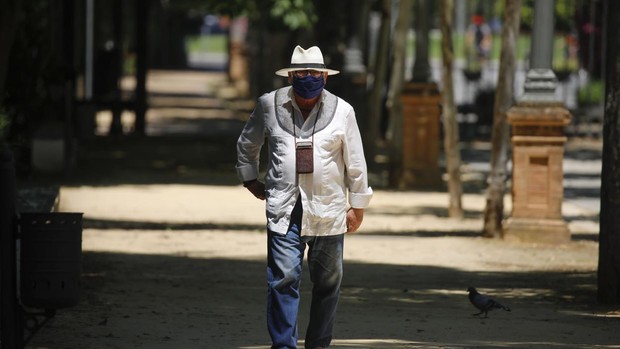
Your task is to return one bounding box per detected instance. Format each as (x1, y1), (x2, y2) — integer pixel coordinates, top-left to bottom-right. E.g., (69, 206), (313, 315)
(467, 287), (511, 318)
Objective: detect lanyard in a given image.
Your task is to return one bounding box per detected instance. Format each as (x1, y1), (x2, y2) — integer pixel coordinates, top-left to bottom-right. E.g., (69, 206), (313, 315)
(292, 104), (321, 144)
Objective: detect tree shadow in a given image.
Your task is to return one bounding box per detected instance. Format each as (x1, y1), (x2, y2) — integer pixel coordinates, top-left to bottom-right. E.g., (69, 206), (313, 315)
(25, 250), (617, 349)
(51, 134), (243, 187)
(83, 217), (265, 232)
(564, 147), (602, 161)
(368, 205), (483, 220)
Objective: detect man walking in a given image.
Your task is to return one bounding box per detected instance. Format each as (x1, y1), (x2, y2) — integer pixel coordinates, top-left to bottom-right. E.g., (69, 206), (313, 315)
(236, 45), (373, 349)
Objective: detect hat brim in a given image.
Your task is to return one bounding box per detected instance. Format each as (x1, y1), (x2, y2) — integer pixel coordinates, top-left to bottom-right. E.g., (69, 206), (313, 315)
(275, 67), (340, 77)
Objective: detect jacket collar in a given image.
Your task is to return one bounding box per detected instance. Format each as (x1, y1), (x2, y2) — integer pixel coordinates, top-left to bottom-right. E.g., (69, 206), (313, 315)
(274, 86), (338, 136)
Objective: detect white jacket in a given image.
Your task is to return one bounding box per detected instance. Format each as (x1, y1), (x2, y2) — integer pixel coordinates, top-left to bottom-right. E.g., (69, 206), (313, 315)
(236, 87), (373, 236)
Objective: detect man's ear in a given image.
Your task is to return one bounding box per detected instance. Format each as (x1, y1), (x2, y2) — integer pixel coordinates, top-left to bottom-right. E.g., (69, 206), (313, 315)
(324, 73), (328, 83)
(288, 72), (293, 84)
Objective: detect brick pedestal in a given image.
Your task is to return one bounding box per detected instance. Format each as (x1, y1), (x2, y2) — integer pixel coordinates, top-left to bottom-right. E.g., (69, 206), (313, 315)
(504, 103), (571, 244)
(398, 82), (442, 189)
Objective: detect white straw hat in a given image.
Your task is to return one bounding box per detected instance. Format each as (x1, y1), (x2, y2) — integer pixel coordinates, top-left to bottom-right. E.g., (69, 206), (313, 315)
(275, 45), (340, 77)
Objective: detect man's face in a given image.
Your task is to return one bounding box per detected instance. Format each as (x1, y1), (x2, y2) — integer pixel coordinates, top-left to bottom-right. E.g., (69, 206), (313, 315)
(288, 70), (328, 84)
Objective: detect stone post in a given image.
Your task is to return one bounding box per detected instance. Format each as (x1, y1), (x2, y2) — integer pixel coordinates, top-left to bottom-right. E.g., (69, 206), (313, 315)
(504, 105), (571, 243)
(397, 0), (442, 189)
(411, 0), (431, 84)
(399, 82), (442, 188)
(503, 0), (572, 243)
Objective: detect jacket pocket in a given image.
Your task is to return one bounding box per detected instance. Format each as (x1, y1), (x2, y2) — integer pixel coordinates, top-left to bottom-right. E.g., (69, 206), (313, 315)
(318, 134), (342, 152)
(306, 193), (346, 219)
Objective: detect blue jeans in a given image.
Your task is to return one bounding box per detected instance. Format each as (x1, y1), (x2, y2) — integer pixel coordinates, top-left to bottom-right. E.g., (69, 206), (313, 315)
(267, 198), (344, 349)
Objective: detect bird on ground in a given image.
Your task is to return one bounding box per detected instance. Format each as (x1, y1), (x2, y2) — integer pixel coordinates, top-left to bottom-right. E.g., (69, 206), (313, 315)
(467, 286), (511, 318)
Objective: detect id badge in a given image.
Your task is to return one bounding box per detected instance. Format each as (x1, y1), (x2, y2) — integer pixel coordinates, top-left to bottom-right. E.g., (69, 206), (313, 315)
(295, 141), (314, 174)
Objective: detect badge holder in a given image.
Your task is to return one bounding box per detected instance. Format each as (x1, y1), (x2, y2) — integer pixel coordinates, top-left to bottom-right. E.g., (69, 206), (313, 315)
(292, 105), (320, 174)
(296, 141), (313, 173)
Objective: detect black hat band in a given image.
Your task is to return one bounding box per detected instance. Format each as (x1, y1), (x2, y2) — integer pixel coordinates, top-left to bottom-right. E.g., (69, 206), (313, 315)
(289, 63), (326, 69)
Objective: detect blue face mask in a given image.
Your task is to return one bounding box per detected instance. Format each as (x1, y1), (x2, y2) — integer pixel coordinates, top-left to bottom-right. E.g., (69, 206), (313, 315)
(292, 75), (325, 99)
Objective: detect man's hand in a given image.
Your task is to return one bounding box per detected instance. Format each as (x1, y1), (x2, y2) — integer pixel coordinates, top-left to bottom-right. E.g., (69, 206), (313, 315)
(346, 208), (364, 233)
(245, 180), (266, 200)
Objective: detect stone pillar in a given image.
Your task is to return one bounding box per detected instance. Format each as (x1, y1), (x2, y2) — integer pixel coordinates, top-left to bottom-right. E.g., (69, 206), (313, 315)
(396, 0), (442, 189)
(411, 0), (431, 83)
(399, 82), (442, 189)
(504, 104), (571, 243)
(503, 0), (572, 244)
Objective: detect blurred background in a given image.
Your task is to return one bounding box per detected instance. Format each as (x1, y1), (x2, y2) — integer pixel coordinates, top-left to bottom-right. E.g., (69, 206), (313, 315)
(0, 0), (605, 184)
(2, 3), (616, 346)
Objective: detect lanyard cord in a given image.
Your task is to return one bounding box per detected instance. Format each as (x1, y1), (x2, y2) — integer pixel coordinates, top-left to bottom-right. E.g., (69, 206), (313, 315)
(293, 104), (321, 144)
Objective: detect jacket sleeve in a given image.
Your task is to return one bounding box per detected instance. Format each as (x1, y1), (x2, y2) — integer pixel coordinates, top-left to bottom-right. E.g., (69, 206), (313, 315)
(342, 108), (373, 208)
(236, 101), (265, 182)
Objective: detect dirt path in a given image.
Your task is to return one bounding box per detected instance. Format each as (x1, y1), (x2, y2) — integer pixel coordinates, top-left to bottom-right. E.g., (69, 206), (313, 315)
(21, 70), (616, 348)
(22, 184), (618, 349)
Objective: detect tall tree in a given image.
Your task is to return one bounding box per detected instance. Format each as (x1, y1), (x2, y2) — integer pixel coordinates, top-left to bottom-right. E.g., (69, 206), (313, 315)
(598, 0), (620, 304)
(386, 0), (412, 183)
(439, 0), (463, 218)
(482, 0), (522, 238)
(366, 0), (391, 165)
(0, 0), (22, 119)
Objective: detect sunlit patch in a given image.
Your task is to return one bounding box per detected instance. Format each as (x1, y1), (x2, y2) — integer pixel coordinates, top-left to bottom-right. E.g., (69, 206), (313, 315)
(561, 309), (620, 318)
(386, 296), (427, 304)
(415, 288), (466, 296)
(240, 339), (425, 349)
(330, 339), (430, 346)
(95, 110), (135, 135)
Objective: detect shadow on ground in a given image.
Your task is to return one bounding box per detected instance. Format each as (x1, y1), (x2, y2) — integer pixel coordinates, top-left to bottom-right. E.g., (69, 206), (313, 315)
(16, 69), (609, 349)
(64, 133), (243, 186)
(25, 249), (617, 349)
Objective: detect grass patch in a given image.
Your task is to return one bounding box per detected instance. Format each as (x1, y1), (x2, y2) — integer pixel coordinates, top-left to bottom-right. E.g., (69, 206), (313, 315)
(185, 34), (228, 54)
(416, 31), (578, 67)
(578, 80), (604, 105)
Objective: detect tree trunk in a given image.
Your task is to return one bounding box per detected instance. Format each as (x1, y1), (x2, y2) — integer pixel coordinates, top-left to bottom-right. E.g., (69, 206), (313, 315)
(366, 0), (391, 166)
(134, 0), (149, 136)
(439, 0), (463, 218)
(386, 0), (412, 183)
(0, 0), (21, 113)
(598, 0), (620, 304)
(482, 0), (521, 238)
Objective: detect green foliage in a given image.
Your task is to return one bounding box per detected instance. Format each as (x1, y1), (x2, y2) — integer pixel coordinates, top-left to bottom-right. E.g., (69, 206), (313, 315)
(578, 80), (605, 105)
(170, 0), (316, 30)
(554, 0), (579, 32)
(3, 0), (62, 144)
(519, 0), (534, 31)
(491, 0), (576, 32)
(269, 0), (316, 30)
(516, 35), (530, 60)
(124, 53), (136, 76)
(0, 109), (9, 142)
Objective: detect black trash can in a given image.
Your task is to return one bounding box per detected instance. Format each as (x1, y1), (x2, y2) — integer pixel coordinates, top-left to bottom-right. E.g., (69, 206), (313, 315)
(19, 212), (83, 309)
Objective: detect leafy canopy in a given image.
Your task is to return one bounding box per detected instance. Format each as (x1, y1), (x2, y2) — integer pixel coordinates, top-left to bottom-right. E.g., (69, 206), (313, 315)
(169, 0), (316, 30)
